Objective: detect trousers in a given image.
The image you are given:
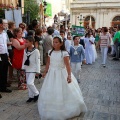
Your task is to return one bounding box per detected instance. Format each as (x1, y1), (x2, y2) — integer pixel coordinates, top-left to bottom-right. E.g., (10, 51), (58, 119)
(26, 73), (39, 98)
(0, 54), (8, 90)
(71, 62), (81, 80)
(101, 47), (108, 64)
(114, 42), (120, 59)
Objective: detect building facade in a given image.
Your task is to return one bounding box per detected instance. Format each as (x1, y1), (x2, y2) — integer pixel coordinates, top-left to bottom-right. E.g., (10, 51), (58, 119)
(38, 0), (63, 26)
(0, 0), (24, 14)
(70, 0), (120, 29)
(0, 0), (24, 8)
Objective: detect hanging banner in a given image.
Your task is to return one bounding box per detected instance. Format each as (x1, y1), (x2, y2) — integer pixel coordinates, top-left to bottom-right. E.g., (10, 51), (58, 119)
(71, 25), (85, 36)
(5, 10), (14, 21)
(45, 3), (52, 17)
(13, 9), (22, 27)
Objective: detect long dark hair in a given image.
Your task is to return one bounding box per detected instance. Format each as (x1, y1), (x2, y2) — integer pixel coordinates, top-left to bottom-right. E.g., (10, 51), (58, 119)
(49, 36), (66, 56)
(85, 30), (93, 38)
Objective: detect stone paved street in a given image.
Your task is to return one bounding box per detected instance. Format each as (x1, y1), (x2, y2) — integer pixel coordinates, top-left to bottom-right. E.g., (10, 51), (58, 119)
(0, 53), (120, 120)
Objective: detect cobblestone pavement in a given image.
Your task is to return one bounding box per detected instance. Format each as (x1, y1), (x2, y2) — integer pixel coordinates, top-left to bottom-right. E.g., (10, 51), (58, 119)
(0, 53), (120, 120)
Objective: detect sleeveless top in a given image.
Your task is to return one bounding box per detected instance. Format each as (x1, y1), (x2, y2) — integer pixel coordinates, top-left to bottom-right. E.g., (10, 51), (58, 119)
(12, 38), (25, 70)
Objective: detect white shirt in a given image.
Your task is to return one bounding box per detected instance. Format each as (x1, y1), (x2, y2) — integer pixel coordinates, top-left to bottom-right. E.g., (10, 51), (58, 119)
(22, 49), (41, 73)
(65, 39), (72, 53)
(0, 31), (8, 54)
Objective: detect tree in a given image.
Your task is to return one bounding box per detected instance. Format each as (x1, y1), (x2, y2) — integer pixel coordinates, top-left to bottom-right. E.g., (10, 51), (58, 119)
(24, 0), (40, 22)
(0, 8), (5, 18)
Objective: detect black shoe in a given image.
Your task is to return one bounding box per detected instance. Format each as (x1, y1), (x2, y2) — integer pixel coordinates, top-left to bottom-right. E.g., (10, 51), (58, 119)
(34, 95), (39, 102)
(26, 98), (34, 103)
(0, 94), (2, 98)
(103, 64), (106, 67)
(6, 83), (11, 87)
(113, 58), (119, 61)
(0, 88), (12, 93)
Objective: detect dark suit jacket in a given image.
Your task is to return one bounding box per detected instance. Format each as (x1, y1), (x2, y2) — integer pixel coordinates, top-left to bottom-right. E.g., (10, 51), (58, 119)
(79, 39), (85, 49)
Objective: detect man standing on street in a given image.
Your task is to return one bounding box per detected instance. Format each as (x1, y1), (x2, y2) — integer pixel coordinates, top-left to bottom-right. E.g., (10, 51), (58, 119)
(113, 25), (120, 61)
(43, 27), (54, 64)
(0, 18), (12, 93)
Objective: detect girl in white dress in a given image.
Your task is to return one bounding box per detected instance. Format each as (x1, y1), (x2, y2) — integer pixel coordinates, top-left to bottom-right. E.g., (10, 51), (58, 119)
(38, 36), (87, 120)
(84, 32), (96, 64)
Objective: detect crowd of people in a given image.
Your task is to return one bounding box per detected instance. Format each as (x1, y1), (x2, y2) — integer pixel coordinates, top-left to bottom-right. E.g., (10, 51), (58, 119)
(0, 17), (120, 119)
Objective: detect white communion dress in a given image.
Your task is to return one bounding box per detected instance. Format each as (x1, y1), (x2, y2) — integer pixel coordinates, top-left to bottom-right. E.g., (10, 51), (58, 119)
(84, 36), (96, 64)
(38, 50), (87, 120)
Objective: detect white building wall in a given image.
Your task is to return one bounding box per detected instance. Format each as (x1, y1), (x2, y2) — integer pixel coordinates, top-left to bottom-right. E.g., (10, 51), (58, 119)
(70, 0), (120, 28)
(72, 10), (120, 28)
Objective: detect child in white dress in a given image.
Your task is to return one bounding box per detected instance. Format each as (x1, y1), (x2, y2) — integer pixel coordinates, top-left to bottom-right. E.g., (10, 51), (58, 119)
(22, 36), (40, 102)
(84, 32), (96, 64)
(38, 36), (87, 120)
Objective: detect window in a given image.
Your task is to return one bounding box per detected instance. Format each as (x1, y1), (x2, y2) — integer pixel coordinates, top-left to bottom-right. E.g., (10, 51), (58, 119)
(113, 16), (120, 21)
(84, 16), (95, 22)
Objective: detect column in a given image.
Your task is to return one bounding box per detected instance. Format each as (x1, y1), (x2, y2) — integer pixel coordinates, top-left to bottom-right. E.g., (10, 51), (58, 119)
(72, 12), (76, 26)
(99, 11), (104, 28)
(96, 9), (99, 29)
(6, 0), (8, 5)
(104, 11), (109, 28)
(75, 15), (77, 26)
(13, 0), (17, 7)
(40, 3), (42, 27)
(76, 15), (78, 26)
(58, 14), (60, 30)
(65, 14), (68, 29)
(70, 11), (73, 27)
(22, 0), (24, 14)
(4, 0), (6, 4)
(8, 0), (11, 6)
(1, 0), (5, 4)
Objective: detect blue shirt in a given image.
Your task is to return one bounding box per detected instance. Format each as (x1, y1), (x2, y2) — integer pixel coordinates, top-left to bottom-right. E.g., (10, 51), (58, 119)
(70, 44), (85, 63)
(53, 29), (60, 37)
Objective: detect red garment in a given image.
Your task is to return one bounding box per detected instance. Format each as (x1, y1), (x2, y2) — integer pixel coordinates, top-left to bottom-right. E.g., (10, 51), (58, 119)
(12, 39), (25, 70)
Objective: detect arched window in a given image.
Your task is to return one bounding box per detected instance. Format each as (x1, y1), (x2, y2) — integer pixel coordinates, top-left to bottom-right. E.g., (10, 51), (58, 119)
(84, 16), (95, 28)
(111, 16), (120, 27)
(84, 16), (95, 22)
(112, 16), (120, 21)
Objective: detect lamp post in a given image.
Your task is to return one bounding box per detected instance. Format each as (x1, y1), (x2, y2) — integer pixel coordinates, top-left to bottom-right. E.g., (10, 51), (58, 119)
(78, 14), (84, 26)
(43, 0), (47, 25)
(65, 13), (68, 29)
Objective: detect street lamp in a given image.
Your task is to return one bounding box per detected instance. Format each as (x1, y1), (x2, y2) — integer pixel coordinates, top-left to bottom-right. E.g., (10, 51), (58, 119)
(78, 14), (84, 26)
(65, 13), (68, 29)
(43, 0), (47, 25)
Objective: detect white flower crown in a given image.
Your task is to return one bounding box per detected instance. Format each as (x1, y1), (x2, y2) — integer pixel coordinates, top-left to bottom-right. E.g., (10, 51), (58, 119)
(53, 35), (63, 42)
